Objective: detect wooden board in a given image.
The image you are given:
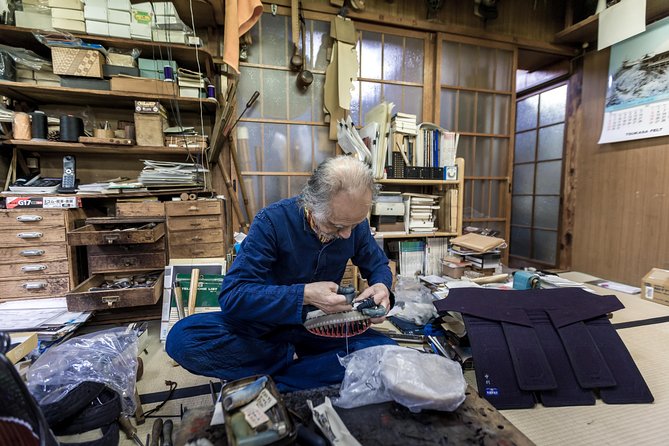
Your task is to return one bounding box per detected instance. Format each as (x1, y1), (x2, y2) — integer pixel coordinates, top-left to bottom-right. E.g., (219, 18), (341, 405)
(79, 136), (134, 145)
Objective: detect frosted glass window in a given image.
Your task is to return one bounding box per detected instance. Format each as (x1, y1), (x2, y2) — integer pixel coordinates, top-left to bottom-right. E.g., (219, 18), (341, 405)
(261, 14), (287, 67)
(312, 73), (326, 122)
(440, 89), (457, 131)
(360, 31), (382, 79)
(534, 196), (559, 230)
(472, 180), (490, 218)
(512, 196), (533, 226)
(533, 229), (557, 264)
(246, 19), (260, 64)
(402, 86), (423, 121)
(535, 161), (562, 195)
(458, 136), (474, 176)
(538, 124), (564, 161)
(477, 46), (494, 90)
(458, 44), (477, 88)
(311, 20), (330, 70)
(290, 177), (309, 197)
(265, 176), (289, 206)
(262, 69), (288, 119)
(540, 84), (567, 126)
(350, 80), (361, 124)
(476, 93), (493, 133)
(405, 37), (424, 83)
(262, 124), (288, 172)
(511, 227), (531, 258)
(494, 95), (510, 134)
(490, 139), (509, 177)
(516, 95), (538, 131)
(513, 164), (534, 195)
(314, 126), (331, 165)
(383, 34), (403, 81)
(515, 130), (536, 163)
(440, 41), (459, 85)
(473, 138), (492, 177)
(289, 125), (314, 171)
(238, 67), (262, 119)
(458, 91), (475, 132)
(289, 78), (312, 121)
(495, 49), (513, 91)
(237, 122), (262, 171)
(360, 81), (382, 121)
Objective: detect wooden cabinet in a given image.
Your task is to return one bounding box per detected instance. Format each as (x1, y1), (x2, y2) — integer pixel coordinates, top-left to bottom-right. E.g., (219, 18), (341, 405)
(0, 208), (84, 301)
(165, 200), (227, 259)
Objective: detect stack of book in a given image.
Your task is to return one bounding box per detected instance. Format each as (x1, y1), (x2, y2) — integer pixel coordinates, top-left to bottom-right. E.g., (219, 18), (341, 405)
(177, 68), (206, 98)
(403, 192), (440, 234)
(138, 160), (207, 187)
(448, 232), (506, 276)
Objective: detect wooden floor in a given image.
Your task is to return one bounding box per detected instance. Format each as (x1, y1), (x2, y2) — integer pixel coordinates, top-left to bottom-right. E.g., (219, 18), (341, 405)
(120, 271), (669, 446)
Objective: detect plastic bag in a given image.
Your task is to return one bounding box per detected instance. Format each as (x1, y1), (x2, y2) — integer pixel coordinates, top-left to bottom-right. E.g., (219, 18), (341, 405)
(0, 44), (51, 71)
(333, 345), (467, 413)
(392, 276), (438, 325)
(27, 328), (139, 413)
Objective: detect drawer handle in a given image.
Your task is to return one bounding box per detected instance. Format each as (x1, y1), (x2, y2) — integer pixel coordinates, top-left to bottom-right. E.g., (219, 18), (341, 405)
(23, 282), (47, 290)
(188, 206), (199, 211)
(104, 234), (120, 244)
(191, 236), (203, 241)
(17, 215), (43, 222)
(102, 296), (119, 307)
(20, 249), (45, 257)
(18, 232), (43, 239)
(121, 257), (137, 267)
(190, 222), (202, 227)
(193, 250), (205, 255)
(21, 265), (47, 272)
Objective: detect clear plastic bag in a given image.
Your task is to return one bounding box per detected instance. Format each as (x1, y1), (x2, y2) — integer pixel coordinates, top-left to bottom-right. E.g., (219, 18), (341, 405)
(27, 328), (139, 413)
(333, 345), (467, 413)
(392, 276), (438, 325)
(0, 44), (51, 71)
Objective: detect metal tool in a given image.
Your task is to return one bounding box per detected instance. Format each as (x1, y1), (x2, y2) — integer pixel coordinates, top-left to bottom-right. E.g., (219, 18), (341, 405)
(303, 286), (387, 338)
(162, 419), (174, 446)
(513, 270), (540, 290)
(149, 418), (162, 446)
(118, 414), (145, 446)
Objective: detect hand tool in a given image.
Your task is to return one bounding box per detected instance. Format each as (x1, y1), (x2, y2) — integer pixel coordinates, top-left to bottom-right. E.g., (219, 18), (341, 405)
(187, 268), (200, 317)
(118, 413), (145, 446)
(162, 419), (174, 446)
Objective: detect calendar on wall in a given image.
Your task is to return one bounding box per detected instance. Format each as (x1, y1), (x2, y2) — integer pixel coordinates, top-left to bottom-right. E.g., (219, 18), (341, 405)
(599, 16), (669, 144)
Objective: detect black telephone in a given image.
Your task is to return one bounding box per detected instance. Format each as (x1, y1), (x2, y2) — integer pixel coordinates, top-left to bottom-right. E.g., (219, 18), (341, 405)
(58, 155), (77, 193)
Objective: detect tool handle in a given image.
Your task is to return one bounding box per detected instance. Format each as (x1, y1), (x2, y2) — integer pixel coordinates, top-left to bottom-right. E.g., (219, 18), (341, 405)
(149, 418), (163, 446)
(118, 414), (136, 439)
(162, 419), (174, 446)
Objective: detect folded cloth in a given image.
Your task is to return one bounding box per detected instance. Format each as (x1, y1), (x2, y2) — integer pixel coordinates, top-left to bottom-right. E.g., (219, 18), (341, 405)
(224, 0), (263, 74)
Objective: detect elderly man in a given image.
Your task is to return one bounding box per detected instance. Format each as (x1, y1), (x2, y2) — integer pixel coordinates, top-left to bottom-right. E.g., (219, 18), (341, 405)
(166, 156), (396, 391)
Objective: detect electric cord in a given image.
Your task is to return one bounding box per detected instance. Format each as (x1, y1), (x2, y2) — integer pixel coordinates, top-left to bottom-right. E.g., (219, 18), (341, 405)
(142, 380), (178, 418)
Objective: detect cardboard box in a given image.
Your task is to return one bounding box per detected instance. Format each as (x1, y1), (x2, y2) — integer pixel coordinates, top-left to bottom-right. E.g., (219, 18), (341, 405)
(48, 0), (83, 10)
(51, 47), (103, 78)
(51, 7), (84, 21)
(110, 76), (177, 96)
(107, 53), (136, 67)
(85, 20), (109, 36)
(83, 4), (107, 21)
(642, 268), (669, 306)
(108, 9), (131, 24)
(134, 112), (168, 146)
(108, 23), (131, 39)
(15, 10), (52, 29)
(6, 333), (38, 364)
(108, 0), (131, 11)
(51, 17), (86, 32)
(130, 7), (153, 40)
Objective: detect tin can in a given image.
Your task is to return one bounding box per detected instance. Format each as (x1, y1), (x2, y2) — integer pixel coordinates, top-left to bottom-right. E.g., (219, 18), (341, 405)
(163, 65), (174, 81)
(207, 84), (215, 98)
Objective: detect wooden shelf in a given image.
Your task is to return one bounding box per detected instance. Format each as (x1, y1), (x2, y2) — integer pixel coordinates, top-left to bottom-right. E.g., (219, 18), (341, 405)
(170, 0), (224, 28)
(1, 187), (209, 199)
(0, 80), (218, 113)
(376, 179), (459, 186)
(4, 140), (202, 156)
(0, 25), (215, 77)
(375, 232), (458, 239)
(556, 0), (669, 45)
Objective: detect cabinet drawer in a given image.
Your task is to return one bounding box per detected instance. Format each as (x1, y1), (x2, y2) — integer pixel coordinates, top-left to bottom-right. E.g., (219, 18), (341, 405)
(6, 229), (66, 247)
(67, 222), (165, 246)
(167, 215), (221, 231)
(0, 209), (65, 229)
(66, 271), (163, 311)
(169, 242), (225, 259)
(0, 245), (68, 264)
(88, 251), (167, 274)
(169, 229), (224, 246)
(0, 261), (70, 279)
(0, 275), (70, 301)
(165, 200), (222, 217)
(87, 240), (165, 256)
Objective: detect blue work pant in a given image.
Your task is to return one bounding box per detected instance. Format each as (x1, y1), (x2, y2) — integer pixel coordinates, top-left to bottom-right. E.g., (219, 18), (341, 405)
(165, 311), (396, 392)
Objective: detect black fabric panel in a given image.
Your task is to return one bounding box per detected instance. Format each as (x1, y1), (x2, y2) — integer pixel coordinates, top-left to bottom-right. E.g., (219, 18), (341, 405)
(586, 317), (654, 404)
(551, 311), (617, 389)
(501, 321), (557, 391)
(463, 315), (536, 409)
(528, 309), (596, 407)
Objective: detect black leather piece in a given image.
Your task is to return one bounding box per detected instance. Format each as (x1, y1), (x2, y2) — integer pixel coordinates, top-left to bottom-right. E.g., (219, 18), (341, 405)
(501, 321), (557, 391)
(58, 422), (119, 446)
(464, 315), (536, 409)
(436, 288), (653, 409)
(39, 381), (106, 427)
(586, 317), (654, 404)
(53, 387), (122, 435)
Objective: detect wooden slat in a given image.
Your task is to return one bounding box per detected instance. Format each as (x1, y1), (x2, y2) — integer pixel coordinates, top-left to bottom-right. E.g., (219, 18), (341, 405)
(5, 140), (197, 156)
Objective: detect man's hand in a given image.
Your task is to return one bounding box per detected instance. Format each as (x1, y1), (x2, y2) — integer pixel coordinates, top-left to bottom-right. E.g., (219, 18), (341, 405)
(356, 283), (390, 324)
(303, 281), (352, 314)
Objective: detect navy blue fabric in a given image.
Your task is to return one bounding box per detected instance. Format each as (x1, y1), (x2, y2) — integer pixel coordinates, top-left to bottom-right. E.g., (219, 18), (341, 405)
(435, 288), (653, 409)
(166, 196), (395, 391)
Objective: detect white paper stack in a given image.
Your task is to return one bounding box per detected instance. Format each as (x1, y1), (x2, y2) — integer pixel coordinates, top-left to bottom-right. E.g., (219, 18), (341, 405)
(138, 160), (207, 187)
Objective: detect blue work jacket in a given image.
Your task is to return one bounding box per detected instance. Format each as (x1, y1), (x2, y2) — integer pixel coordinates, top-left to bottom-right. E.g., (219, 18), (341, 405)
(218, 196), (393, 335)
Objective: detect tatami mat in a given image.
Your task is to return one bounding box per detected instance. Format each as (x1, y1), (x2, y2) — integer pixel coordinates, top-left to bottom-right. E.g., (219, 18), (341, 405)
(116, 271), (669, 445)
